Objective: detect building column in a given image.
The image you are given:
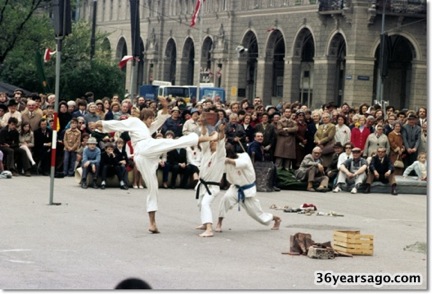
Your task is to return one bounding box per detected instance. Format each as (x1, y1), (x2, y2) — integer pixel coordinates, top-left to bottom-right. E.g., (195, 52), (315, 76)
(342, 55), (376, 108)
(255, 57), (266, 104)
(409, 60), (427, 109)
(313, 56), (338, 108)
(283, 56), (302, 106)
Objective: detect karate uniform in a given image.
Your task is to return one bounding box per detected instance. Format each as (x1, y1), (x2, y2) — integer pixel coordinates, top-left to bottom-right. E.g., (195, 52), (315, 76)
(195, 138), (226, 225)
(218, 153), (273, 226)
(102, 112), (199, 212)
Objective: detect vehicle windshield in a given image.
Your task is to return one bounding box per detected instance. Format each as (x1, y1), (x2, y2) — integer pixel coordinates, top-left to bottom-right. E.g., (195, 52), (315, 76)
(164, 87), (189, 98)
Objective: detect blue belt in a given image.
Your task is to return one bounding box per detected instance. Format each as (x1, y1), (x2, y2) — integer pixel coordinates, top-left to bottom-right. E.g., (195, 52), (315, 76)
(235, 182), (256, 211)
(195, 178), (220, 199)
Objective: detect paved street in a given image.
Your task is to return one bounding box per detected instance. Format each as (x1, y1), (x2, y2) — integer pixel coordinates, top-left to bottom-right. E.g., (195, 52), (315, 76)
(0, 176), (427, 290)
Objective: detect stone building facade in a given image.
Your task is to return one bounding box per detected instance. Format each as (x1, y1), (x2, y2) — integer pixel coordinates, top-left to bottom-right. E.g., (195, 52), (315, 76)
(77, 0), (427, 110)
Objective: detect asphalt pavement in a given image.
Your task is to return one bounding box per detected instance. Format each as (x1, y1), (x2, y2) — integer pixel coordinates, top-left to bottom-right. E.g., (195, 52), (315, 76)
(0, 175), (427, 290)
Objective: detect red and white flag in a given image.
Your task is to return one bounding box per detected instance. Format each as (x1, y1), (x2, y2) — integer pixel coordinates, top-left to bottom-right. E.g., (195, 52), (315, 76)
(190, 0), (205, 27)
(118, 55), (134, 69)
(44, 48), (57, 63)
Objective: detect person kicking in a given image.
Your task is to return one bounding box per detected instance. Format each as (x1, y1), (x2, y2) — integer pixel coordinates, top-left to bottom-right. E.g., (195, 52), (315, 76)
(195, 116), (226, 237)
(95, 97), (218, 234)
(215, 143), (281, 232)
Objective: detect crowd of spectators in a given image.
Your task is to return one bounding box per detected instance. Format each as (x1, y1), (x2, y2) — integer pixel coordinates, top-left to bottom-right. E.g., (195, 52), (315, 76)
(0, 88), (427, 193)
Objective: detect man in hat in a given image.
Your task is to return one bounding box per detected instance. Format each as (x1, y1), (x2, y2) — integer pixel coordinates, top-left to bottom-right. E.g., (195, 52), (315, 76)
(161, 106), (183, 138)
(13, 89), (26, 112)
(333, 147), (368, 194)
(80, 136), (101, 189)
(295, 146), (329, 192)
(1, 99), (22, 129)
(94, 97), (218, 234)
(403, 113), (421, 169)
(182, 108), (200, 136)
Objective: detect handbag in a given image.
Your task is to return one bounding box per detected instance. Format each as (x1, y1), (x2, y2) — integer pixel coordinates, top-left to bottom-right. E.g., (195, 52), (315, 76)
(394, 155), (404, 169)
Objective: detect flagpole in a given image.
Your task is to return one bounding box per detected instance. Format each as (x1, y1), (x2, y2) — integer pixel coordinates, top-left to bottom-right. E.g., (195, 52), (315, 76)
(196, 0), (203, 103)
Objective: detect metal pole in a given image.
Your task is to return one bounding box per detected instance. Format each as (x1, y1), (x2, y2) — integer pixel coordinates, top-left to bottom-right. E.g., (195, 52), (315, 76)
(90, 0), (97, 60)
(49, 37), (63, 205)
(378, 0), (387, 106)
(196, 1), (204, 102)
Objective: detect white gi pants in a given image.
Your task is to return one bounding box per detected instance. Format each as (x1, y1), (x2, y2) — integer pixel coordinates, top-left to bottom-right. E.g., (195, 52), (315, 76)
(218, 185), (273, 226)
(197, 185), (221, 225)
(134, 133), (199, 212)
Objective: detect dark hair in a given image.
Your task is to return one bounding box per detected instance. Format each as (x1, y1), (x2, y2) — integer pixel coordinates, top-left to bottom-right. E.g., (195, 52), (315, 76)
(115, 278), (152, 289)
(8, 117), (18, 125)
(225, 143), (238, 159)
(336, 114), (346, 124)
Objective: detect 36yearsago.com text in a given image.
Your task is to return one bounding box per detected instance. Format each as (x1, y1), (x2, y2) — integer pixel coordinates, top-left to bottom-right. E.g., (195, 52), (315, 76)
(314, 271), (422, 288)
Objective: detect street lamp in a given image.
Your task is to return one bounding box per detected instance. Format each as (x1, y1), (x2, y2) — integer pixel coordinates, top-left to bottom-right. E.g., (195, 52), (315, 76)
(377, 0), (388, 113)
(90, 0), (97, 60)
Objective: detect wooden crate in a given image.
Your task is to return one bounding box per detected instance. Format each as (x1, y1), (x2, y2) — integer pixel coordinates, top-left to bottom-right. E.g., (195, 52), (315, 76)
(333, 230), (374, 256)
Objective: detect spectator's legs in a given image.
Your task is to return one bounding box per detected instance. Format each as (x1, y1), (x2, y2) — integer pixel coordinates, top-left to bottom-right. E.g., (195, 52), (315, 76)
(170, 164), (180, 188)
(20, 145), (35, 166)
(0, 147), (15, 172)
(63, 151), (71, 175)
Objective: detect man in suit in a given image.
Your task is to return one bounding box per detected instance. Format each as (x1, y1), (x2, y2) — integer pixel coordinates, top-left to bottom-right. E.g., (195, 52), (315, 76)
(364, 147), (398, 195)
(402, 113), (421, 169)
(295, 146), (329, 192)
(417, 107), (427, 127)
(166, 131), (193, 189)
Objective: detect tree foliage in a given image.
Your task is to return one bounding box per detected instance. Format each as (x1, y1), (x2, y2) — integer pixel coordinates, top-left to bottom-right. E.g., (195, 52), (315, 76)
(0, 2), (125, 100)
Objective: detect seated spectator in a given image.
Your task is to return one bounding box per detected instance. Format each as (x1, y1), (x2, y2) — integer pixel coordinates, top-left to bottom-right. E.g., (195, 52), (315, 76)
(76, 133), (90, 170)
(403, 152), (427, 181)
(294, 146), (329, 192)
(166, 131), (193, 189)
(337, 142), (354, 169)
(325, 141), (344, 188)
(80, 137), (101, 189)
(364, 147), (398, 195)
(0, 117), (31, 176)
(100, 143), (128, 190)
(19, 122), (36, 167)
(333, 147), (368, 194)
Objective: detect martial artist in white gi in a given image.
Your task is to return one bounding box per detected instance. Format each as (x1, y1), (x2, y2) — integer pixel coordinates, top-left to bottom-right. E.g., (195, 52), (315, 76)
(195, 119), (226, 237)
(95, 97), (218, 234)
(215, 143), (281, 232)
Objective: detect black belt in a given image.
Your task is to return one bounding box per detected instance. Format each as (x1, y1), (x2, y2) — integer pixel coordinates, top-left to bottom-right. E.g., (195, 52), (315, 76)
(195, 178), (220, 199)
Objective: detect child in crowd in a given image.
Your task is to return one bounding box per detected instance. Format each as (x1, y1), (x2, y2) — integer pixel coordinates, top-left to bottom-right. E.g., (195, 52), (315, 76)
(100, 143), (128, 190)
(80, 137), (101, 189)
(403, 152), (427, 181)
(63, 118), (81, 176)
(76, 133), (90, 170)
(19, 122), (36, 166)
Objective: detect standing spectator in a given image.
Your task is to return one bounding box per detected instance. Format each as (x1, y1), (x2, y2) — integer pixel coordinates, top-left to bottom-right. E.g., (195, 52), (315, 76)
(0, 104), (7, 124)
(161, 106), (184, 138)
(417, 107), (427, 127)
(363, 124), (390, 158)
(182, 109), (200, 136)
(241, 113), (255, 146)
(19, 122), (36, 167)
(1, 99), (22, 129)
(351, 115), (370, 152)
(0, 117), (31, 176)
(99, 143), (128, 190)
(63, 118), (81, 177)
(34, 119), (52, 175)
(104, 102), (122, 121)
(384, 113), (397, 135)
(58, 101), (72, 133)
(274, 108), (298, 170)
(333, 147), (368, 194)
(21, 99), (43, 132)
(254, 113), (276, 162)
(95, 100), (106, 120)
(402, 114), (421, 169)
(334, 114), (351, 146)
(418, 122), (427, 154)
(364, 147), (398, 195)
(72, 99), (87, 118)
(80, 137), (101, 189)
(294, 146), (329, 192)
(294, 110), (308, 168)
(304, 109), (317, 156)
(12, 89), (26, 112)
(225, 113), (246, 153)
(84, 102), (101, 125)
(388, 121), (405, 175)
(67, 100), (76, 114)
(314, 112), (336, 167)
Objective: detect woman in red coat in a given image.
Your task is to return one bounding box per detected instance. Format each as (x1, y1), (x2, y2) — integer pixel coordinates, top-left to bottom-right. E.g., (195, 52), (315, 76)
(350, 115), (370, 152)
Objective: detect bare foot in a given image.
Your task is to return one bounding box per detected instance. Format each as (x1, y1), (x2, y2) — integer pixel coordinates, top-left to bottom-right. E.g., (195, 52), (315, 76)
(271, 216), (281, 230)
(149, 225), (160, 234)
(199, 230), (214, 237)
(195, 225), (206, 230)
(215, 226), (222, 233)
